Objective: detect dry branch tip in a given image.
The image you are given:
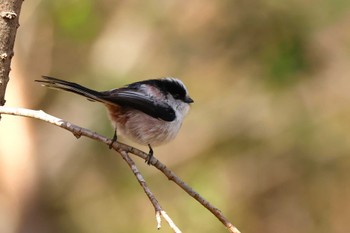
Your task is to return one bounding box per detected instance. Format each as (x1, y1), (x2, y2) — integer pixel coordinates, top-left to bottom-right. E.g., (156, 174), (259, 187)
(156, 210), (162, 229)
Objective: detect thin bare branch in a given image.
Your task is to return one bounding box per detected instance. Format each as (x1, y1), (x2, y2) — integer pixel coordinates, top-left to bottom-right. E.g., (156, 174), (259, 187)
(0, 106), (241, 233)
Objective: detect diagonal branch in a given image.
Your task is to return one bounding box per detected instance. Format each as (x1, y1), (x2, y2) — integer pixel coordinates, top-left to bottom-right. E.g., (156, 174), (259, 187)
(0, 106), (241, 233)
(152, 160), (241, 233)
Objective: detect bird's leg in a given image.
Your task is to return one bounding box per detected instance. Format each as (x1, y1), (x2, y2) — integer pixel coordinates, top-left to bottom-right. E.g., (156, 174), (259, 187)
(145, 144), (154, 165)
(109, 128), (117, 149)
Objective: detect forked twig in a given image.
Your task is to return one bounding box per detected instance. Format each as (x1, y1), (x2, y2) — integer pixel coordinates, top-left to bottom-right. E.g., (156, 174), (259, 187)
(119, 150), (181, 232)
(0, 106), (241, 233)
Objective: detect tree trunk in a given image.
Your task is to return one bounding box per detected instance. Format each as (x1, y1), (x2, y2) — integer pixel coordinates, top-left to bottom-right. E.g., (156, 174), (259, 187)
(0, 0), (23, 106)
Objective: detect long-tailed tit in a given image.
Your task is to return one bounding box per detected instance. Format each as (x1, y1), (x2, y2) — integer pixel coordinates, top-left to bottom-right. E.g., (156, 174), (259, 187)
(36, 76), (193, 164)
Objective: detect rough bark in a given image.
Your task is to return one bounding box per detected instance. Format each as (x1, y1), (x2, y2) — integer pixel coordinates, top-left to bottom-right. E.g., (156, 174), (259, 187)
(0, 0), (23, 106)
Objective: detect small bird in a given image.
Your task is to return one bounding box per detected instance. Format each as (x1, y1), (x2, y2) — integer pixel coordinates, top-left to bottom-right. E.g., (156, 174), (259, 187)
(36, 76), (193, 164)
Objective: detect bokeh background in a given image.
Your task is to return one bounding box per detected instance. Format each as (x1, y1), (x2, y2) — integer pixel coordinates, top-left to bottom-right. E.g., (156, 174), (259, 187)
(1, 0), (350, 232)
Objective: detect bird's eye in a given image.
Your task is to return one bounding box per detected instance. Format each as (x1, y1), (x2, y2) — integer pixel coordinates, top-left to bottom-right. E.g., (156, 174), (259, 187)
(172, 93), (181, 99)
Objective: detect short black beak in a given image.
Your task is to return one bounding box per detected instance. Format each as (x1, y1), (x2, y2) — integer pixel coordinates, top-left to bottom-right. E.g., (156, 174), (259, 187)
(185, 96), (194, 103)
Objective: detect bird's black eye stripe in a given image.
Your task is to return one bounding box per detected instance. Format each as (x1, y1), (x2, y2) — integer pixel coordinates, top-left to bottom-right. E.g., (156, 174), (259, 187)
(159, 79), (187, 100)
(126, 78), (188, 100)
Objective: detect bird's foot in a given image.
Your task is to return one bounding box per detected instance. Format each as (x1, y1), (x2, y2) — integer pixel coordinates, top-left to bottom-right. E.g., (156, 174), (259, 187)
(145, 144), (154, 165)
(109, 130), (117, 149)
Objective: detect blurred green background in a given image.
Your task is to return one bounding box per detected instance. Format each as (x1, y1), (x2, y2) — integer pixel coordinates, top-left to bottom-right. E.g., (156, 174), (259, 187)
(1, 0), (350, 232)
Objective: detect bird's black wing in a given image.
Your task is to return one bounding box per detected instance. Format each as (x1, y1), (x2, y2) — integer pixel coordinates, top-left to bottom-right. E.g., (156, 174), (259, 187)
(100, 89), (176, 122)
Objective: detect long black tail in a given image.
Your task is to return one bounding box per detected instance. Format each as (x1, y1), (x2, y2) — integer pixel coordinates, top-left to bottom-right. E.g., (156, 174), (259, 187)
(36, 76), (106, 103)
